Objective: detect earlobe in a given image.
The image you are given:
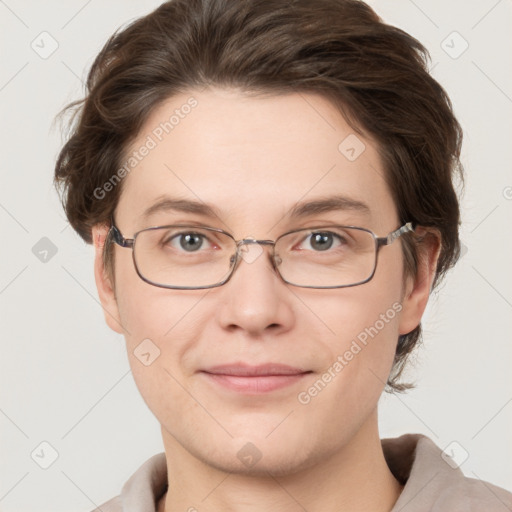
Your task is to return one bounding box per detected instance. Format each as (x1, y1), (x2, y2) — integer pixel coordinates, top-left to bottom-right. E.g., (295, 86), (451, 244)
(398, 229), (442, 336)
(92, 224), (124, 334)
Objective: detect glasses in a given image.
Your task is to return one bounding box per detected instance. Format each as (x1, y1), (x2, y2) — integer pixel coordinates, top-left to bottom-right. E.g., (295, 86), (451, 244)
(108, 220), (415, 290)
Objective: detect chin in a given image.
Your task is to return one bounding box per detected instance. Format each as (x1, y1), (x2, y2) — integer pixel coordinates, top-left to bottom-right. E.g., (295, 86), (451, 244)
(205, 450), (315, 478)
(193, 434), (324, 478)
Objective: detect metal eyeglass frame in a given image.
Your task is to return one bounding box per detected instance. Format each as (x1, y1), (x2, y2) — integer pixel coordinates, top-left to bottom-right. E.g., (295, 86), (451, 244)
(108, 218), (415, 290)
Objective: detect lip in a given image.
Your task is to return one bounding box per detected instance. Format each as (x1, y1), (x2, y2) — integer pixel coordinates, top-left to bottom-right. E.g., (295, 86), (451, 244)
(200, 363), (312, 394)
(203, 363), (309, 376)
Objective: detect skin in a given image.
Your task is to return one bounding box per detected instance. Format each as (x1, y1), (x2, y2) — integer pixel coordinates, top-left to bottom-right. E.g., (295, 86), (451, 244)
(92, 87), (440, 512)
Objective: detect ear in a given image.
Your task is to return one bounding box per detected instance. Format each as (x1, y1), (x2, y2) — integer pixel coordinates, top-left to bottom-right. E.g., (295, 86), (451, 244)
(398, 228), (442, 336)
(92, 224), (124, 334)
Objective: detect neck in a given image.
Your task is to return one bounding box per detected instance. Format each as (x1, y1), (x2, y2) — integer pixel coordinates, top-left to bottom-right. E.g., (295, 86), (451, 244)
(158, 410), (403, 512)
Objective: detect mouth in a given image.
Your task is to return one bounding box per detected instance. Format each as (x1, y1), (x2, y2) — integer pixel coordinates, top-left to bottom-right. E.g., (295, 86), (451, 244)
(199, 363), (313, 394)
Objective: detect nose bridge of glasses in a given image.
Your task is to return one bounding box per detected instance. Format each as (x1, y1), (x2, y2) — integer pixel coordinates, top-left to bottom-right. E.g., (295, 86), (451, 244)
(234, 238), (277, 266)
(236, 238), (275, 248)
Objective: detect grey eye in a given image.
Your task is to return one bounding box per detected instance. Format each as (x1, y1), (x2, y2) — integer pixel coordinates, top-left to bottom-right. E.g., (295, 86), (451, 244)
(178, 233), (204, 252)
(309, 232), (335, 251)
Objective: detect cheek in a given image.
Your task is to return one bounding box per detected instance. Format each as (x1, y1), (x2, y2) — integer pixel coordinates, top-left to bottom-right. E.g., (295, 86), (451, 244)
(114, 252), (203, 344)
(117, 292), (198, 425)
(295, 295), (402, 444)
(113, 267), (231, 414)
(315, 292), (402, 386)
(117, 286), (208, 372)
(303, 250), (405, 406)
(312, 254), (404, 359)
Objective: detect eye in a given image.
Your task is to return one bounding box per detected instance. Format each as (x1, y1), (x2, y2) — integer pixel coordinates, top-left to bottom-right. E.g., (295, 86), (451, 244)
(164, 231), (216, 252)
(297, 231), (346, 252)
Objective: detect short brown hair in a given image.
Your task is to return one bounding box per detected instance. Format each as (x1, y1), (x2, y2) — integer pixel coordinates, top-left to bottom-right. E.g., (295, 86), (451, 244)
(54, 0), (463, 392)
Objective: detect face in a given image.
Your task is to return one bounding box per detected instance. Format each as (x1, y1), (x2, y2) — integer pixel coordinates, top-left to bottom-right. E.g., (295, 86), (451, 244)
(93, 87), (432, 476)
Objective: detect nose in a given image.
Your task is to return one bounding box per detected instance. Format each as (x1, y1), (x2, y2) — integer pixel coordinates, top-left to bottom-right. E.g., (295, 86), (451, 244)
(215, 241), (295, 337)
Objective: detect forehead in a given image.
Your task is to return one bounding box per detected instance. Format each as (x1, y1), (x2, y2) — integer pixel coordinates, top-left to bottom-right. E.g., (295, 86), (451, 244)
(116, 87), (397, 234)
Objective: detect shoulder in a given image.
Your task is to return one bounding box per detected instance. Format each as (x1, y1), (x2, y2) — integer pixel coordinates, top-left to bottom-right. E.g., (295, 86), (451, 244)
(435, 474), (512, 511)
(384, 433), (512, 512)
(88, 452), (167, 512)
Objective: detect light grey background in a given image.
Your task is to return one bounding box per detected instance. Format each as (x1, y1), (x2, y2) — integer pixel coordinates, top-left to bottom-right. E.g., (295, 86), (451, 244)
(1, 1), (511, 510)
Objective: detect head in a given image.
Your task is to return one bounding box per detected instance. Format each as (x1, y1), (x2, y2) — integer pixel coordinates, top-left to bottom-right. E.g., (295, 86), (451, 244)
(54, 0), (462, 475)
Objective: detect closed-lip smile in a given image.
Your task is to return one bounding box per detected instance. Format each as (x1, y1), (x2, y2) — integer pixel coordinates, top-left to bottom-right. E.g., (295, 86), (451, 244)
(200, 363), (312, 393)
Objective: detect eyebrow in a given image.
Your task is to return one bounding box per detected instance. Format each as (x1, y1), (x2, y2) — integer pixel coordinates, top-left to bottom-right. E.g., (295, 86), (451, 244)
(141, 194), (370, 221)
(287, 195), (370, 219)
(142, 196), (222, 220)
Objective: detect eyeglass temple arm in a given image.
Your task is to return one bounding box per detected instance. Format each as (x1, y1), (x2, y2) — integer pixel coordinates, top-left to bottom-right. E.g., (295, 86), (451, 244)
(377, 222), (415, 247)
(109, 222), (134, 248)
